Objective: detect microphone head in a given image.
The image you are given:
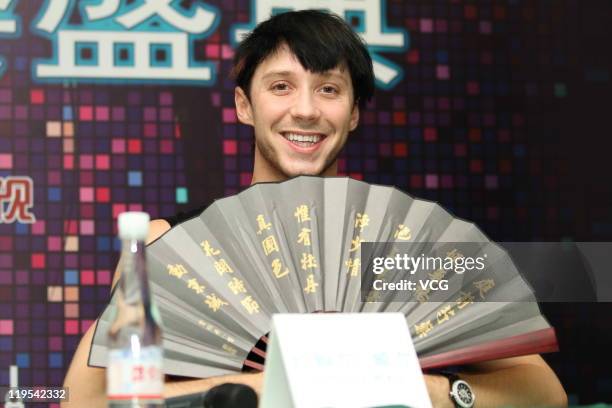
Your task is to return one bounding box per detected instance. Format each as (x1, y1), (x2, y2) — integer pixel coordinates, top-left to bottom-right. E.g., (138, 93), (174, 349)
(203, 383), (258, 408)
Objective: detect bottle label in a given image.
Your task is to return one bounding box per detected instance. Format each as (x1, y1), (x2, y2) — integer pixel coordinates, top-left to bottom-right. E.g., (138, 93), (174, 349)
(107, 346), (163, 400)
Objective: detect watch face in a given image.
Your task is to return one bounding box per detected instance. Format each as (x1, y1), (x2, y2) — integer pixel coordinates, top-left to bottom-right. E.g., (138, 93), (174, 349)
(451, 380), (475, 408)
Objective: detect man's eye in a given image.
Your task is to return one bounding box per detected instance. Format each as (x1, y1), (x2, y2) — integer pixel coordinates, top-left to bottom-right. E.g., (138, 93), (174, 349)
(271, 83), (289, 91)
(321, 86), (339, 94)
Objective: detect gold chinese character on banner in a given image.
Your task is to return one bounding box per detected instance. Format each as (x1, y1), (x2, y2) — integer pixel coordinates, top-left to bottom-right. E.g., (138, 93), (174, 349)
(428, 268), (446, 281)
(300, 253), (318, 270)
(393, 224), (412, 240)
(303, 273), (319, 294)
(187, 278), (205, 294)
(349, 236), (364, 252)
(241, 295), (260, 314)
(214, 259), (233, 276)
(365, 290), (381, 302)
(198, 321), (236, 345)
(271, 258), (289, 278)
(200, 240), (220, 257)
(345, 257), (361, 277)
(456, 291), (475, 309)
(355, 213), (370, 231)
(294, 205), (311, 223)
(446, 248), (464, 261)
(256, 214), (271, 235)
(228, 277), (247, 295)
(204, 294), (227, 312)
(167, 264), (188, 278)
(474, 279), (495, 299)
(261, 235), (279, 255)
(222, 343), (238, 355)
(415, 287), (429, 303)
(414, 320), (434, 338)
(297, 227), (312, 246)
(436, 305), (455, 324)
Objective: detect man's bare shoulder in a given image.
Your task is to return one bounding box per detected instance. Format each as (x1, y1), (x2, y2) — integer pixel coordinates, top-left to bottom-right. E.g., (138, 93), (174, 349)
(147, 218), (172, 244)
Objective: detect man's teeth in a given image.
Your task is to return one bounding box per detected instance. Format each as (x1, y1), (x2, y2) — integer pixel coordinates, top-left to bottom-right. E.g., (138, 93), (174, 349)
(284, 133), (322, 144)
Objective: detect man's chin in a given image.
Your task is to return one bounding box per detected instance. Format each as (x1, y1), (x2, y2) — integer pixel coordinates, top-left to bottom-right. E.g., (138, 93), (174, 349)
(274, 153), (338, 178)
(280, 164), (326, 178)
(284, 169), (321, 178)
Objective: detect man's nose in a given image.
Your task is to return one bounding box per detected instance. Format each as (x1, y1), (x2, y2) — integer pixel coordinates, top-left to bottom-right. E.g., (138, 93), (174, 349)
(289, 91), (321, 121)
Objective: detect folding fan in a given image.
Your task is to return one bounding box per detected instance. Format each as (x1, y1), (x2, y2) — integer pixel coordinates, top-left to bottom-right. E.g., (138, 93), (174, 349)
(89, 176), (558, 378)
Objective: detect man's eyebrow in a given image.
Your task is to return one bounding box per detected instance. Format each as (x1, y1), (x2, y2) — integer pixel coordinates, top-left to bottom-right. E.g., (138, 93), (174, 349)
(261, 70), (349, 85)
(319, 71), (349, 85)
(261, 70), (294, 81)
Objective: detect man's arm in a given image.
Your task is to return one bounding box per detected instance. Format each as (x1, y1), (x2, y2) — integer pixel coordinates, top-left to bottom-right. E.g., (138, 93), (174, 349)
(63, 319), (262, 407)
(61, 219), (261, 408)
(63, 321), (262, 408)
(425, 354), (567, 407)
(167, 354), (566, 407)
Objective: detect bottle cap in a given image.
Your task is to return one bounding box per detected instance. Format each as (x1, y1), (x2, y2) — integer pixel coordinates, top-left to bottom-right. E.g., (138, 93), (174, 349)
(118, 211), (150, 240)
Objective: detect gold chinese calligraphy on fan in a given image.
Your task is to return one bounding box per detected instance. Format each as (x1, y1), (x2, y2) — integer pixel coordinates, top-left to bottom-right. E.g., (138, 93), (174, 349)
(90, 176), (557, 378)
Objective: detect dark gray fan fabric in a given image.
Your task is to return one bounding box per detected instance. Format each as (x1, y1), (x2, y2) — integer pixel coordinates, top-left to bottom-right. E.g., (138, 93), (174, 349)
(89, 176), (553, 378)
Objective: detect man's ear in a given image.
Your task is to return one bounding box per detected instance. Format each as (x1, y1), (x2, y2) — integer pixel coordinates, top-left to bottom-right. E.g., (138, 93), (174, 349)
(235, 86), (254, 126)
(349, 103), (360, 131)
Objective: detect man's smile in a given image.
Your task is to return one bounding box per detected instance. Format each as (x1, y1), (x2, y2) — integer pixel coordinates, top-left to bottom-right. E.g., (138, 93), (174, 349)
(280, 130), (327, 151)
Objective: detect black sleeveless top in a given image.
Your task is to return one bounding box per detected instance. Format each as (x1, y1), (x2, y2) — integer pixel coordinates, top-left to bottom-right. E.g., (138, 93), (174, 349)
(163, 202), (211, 227)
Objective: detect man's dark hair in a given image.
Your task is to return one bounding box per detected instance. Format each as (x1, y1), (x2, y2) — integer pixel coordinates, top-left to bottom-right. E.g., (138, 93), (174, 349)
(231, 10), (374, 108)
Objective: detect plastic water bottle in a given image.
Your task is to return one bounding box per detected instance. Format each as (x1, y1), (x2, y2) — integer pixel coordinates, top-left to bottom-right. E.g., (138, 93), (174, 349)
(4, 366), (24, 408)
(107, 212), (163, 407)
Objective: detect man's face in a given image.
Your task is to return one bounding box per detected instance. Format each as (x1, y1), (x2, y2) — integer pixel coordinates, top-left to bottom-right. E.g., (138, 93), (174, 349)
(235, 45), (359, 179)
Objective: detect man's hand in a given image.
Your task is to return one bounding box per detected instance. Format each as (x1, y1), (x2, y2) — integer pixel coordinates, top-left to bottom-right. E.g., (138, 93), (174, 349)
(421, 355), (567, 408)
(243, 371), (264, 395)
(164, 371), (264, 399)
(424, 374), (453, 408)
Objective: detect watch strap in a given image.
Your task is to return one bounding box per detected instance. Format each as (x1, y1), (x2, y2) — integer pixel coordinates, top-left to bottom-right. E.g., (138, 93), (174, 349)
(439, 371), (460, 385)
(438, 371), (474, 408)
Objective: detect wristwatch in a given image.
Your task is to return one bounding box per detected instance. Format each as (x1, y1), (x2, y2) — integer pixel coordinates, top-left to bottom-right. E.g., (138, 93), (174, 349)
(441, 372), (475, 408)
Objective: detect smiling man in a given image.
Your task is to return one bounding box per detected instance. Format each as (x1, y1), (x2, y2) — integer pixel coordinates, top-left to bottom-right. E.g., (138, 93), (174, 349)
(231, 10), (371, 182)
(237, 48), (358, 181)
(62, 10), (567, 408)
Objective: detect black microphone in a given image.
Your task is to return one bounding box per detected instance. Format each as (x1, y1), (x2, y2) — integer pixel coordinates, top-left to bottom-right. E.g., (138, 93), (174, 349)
(165, 383), (258, 408)
(203, 383), (258, 408)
